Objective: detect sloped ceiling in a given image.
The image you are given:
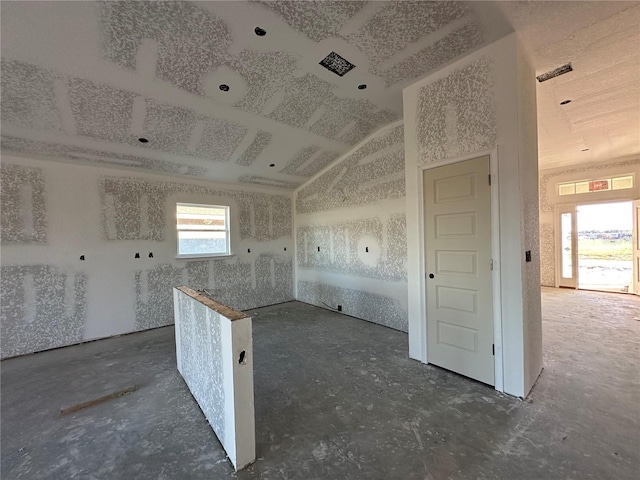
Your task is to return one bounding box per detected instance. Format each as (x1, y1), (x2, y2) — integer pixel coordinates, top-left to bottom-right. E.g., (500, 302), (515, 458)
(2, 2), (638, 186)
(0, 1), (511, 188)
(495, 1), (640, 170)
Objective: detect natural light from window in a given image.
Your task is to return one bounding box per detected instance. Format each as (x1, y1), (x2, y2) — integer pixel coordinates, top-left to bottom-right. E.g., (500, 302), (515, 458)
(558, 175), (634, 196)
(176, 203), (230, 257)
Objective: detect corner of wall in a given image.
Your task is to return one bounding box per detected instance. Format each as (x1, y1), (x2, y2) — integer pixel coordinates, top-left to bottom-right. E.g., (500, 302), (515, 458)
(516, 39), (543, 396)
(292, 121), (409, 332)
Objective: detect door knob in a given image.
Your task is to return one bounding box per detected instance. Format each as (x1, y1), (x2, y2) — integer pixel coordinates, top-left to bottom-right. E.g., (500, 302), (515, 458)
(428, 273), (434, 279)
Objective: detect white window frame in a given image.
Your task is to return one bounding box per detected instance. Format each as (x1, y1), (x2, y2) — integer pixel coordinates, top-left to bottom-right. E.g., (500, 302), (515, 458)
(557, 174), (635, 196)
(176, 202), (231, 258)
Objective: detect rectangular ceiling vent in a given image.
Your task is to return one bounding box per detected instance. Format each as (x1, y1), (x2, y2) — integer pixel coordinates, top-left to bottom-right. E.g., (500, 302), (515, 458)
(319, 51), (355, 77)
(536, 63), (573, 83)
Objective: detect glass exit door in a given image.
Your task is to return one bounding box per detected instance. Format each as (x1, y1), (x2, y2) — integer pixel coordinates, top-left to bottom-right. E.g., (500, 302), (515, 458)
(556, 205), (577, 288)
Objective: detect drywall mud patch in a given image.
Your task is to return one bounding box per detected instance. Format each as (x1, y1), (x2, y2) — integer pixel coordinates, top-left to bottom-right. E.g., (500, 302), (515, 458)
(236, 175), (300, 190)
(308, 107), (353, 140)
(100, 176), (292, 242)
(263, 71), (397, 146)
(268, 74), (333, 128)
(0, 59), (63, 132)
(416, 58), (496, 164)
(1, 265), (86, 358)
(100, 1), (231, 91)
(67, 76), (247, 161)
(296, 214), (407, 281)
(344, 1), (469, 68)
(143, 100), (198, 154)
(281, 147), (340, 177)
(337, 120), (378, 146)
(296, 124), (405, 214)
(226, 49), (298, 115)
(386, 214), (408, 278)
(200, 255), (293, 310)
(297, 281), (407, 332)
(281, 146), (319, 175)
(258, 1), (366, 42)
(136, 256), (293, 328)
(68, 78), (135, 144)
(0, 136), (205, 177)
(540, 223), (555, 287)
(378, 22), (483, 86)
(135, 264), (185, 330)
(0, 163), (47, 244)
(314, 97), (399, 145)
(195, 117), (248, 162)
(99, 1), (297, 113)
(175, 292), (226, 437)
(236, 131), (272, 166)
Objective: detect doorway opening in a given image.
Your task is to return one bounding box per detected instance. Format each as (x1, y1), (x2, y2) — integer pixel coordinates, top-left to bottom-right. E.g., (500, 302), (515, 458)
(577, 202), (633, 293)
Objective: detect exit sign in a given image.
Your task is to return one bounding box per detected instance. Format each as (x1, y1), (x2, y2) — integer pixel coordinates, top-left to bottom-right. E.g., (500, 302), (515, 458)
(589, 180), (609, 192)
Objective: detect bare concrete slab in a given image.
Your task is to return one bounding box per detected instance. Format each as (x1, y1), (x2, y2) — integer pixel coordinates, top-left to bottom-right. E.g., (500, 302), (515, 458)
(1, 289), (638, 479)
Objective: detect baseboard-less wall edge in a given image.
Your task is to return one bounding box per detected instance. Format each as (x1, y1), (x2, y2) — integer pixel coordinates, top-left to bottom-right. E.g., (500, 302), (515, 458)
(1, 298), (295, 361)
(295, 299), (409, 334)
(173, 286), (256, 471)
(0, 323), (174, 361)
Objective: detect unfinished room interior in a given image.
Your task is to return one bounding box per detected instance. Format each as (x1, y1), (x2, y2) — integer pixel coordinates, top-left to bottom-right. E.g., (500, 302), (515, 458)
(1, 0), (638, 478)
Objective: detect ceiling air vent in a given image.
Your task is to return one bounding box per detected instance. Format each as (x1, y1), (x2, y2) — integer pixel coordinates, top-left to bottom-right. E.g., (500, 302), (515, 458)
(319, 51), (355, 77)
(536, 63), (573, 83)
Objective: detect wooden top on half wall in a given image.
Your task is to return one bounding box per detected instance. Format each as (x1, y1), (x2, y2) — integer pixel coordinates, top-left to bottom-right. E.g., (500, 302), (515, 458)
(175, 286), (249, 321)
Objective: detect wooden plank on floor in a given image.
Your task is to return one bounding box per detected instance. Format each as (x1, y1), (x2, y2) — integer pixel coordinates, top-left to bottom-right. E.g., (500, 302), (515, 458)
(60, 385), (138, 415)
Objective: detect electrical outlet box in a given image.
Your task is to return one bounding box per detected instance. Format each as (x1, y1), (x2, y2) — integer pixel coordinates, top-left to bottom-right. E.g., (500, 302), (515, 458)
(337, 305), (342, 312)
(525, 250), (532, 262)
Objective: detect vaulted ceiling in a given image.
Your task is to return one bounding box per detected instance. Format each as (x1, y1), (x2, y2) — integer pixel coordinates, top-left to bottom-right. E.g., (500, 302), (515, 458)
(495, 1), (640, 170)
(1, 1), (638, 187)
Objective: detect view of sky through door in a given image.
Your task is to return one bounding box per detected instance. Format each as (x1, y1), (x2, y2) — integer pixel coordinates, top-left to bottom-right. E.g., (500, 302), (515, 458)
(577, 202), (633, 292)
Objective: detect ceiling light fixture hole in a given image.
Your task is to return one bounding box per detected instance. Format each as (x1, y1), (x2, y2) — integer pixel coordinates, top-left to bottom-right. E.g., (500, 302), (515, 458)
(560, 99), (571, 105)
(219, 84), (230, 92)
(254, 27), (266, 36)
(357, 84), (367, 90)
(269, 163), (275, 167)
(138, 137), (149, 143)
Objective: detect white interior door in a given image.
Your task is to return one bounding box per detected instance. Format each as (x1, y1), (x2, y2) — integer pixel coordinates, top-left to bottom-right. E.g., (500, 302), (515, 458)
(423, 156), (494, 386)
(556, 205), (578, 288)
(633, 200), (640, 295)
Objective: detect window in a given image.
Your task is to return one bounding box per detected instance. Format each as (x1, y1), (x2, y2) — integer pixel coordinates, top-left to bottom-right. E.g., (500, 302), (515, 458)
(176, 203), (230, 257)
(558, 175), (634, 196)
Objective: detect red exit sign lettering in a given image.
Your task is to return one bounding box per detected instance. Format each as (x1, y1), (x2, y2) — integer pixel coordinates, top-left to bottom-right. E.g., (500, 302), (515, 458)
(589, 180), (609, 192)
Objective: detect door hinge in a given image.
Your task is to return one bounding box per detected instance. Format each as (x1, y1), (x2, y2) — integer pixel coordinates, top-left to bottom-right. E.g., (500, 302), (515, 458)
(488, 174), (492, 186)
(492, 344), (495, 356)
(490, 259), (494, 270)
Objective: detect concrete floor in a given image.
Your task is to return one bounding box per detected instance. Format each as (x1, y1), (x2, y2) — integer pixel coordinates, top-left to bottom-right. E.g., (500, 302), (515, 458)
(1, 288), (639, 479)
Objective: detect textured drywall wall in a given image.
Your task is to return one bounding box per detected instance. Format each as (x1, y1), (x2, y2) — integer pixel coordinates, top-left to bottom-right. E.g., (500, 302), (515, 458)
(518, 45), (543, 395)
(297, 124), (405, 213)
(538, 158), (640, 287)
(174, 290), (227, 439)
(173, 289), (255, 470)
(0, 163), (47, 244)
(415, 57), (497, 165)
(294, 121), (408, 332)
(1, 265), (87, 358)
(0, 156), (293, 358)
(404, 34), (542, 397)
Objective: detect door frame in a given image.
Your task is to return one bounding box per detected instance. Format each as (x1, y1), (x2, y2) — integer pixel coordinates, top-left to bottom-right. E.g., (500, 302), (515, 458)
(417, 147), (504, 392)
(633, 200), (639, 295)
(555, 199), (636, 292)
(554, 204), (578, 288)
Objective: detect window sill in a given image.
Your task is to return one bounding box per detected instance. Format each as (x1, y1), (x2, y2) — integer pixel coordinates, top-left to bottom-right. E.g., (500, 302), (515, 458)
(175, 254), (235, 260)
